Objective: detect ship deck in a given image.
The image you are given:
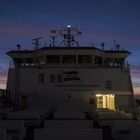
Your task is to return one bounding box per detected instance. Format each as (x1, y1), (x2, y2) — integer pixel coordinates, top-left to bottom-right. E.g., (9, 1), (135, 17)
(1, 101), (140, 140)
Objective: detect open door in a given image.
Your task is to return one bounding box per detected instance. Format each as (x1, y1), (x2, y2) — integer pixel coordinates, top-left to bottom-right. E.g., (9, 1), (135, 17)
(96, 94), (115, 110)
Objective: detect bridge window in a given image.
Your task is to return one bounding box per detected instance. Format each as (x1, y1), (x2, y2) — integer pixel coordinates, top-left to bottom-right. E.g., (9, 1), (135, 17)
(78, 55), (92, 63)
(104, 58), (125, 67)
(94, 56), (102, 65)
(104, 58), (113, 66)
(62, 55), (76, 63)
(25, 58), (34, 64)
(36, 56), (44, 63)
(46, 55), (60, 63)
(24, 58), (34, 66)
(13, 58), (24, 65)
(114, 58), (124, 66)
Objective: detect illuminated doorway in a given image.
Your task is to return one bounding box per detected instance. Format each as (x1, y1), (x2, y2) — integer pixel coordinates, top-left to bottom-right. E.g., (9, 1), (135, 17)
(96, 94), (115, 110)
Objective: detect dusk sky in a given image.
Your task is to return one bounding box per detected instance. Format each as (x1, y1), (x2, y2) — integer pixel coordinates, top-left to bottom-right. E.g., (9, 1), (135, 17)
(0, 0), (140, 95)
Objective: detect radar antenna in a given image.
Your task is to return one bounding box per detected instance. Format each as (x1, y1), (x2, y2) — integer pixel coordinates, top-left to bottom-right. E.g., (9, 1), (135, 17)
(101, 42), (105, 50)
(50, 30), (57, 47)
(51, 25), (82, 47)
(112, 40), (120, 51)
(32, 37), (43, 50)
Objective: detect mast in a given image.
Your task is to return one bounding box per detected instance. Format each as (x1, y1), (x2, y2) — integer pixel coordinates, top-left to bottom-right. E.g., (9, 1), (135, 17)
(51, 25), (82, 47)
(65, 24), (73, 47)
(32, 37), (42, 50)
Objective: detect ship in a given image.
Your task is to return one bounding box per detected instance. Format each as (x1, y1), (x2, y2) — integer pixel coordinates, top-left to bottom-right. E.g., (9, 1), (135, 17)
(0, 25), (140, 140)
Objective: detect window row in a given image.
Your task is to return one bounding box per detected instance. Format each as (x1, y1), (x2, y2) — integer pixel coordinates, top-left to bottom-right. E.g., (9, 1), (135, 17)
(13, 55), (125, 66)
(13, 55), (93, 65)
(38, 73), (62, 84)
(46, 55), (92, 64)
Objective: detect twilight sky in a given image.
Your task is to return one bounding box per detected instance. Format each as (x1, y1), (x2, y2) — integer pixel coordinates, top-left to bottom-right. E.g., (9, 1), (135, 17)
(0, 0), (140, 95)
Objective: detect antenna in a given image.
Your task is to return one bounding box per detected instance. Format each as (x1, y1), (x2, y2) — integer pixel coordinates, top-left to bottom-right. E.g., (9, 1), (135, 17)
(32, 37), (43, 50)
(51, 25), (82, 47)
(91, 43), (95, 47)
(116, 44), (120, 51)
(50, 30), (57, 47)
(113, 40), (121, 51)
(101, 42), (105, 50)
(16, 44), (21, 50)
(113, 40), (117, 48)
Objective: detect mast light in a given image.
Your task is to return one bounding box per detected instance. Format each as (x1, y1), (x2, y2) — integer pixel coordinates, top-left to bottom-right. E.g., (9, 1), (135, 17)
(67, 24), (71, 28)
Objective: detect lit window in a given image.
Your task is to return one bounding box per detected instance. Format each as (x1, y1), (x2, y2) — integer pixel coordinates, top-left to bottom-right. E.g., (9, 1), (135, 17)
(38, 73), (45, 84)
(96, 94), (115, 110)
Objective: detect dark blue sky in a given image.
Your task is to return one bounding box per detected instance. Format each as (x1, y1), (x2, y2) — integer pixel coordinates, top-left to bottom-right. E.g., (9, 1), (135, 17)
(0, 0), (140, 94)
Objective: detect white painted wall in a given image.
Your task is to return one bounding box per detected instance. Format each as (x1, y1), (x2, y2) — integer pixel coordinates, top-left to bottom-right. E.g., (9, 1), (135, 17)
(6, 67), (134, 110)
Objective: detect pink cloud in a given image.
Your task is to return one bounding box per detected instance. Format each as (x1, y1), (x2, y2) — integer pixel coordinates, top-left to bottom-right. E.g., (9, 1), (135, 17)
(0, 23), (138, 42)
(0, 84), (6, 89)
(133, 87), (140, 95)
(0, 23), (50, 37)
(130, 65), (140, 95)
(82, 29), (140, 46)
(131, 65), (140, 74)
(0, 76), (7, 89)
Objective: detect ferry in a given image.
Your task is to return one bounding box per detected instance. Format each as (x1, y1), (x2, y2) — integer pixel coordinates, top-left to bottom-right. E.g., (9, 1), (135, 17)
(0, 25), (140, 140)
(6, 25), (134, 112)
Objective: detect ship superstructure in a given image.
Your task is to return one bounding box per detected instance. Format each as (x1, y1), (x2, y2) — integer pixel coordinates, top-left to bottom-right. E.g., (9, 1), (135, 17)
(0, 25), (139, 140)
(6, 25), (134, 112)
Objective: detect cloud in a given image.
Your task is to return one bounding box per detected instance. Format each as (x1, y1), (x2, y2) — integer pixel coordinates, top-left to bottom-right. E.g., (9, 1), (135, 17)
(91, 30), (140, 43)
(0, 63), (8, 89)
(133, 87), (140, 95)
(0, 58), (8, 79)
(0, 79), (7, 84)
(0, 72), (7, 89)
(0, 65), (8, 78)
(131, 65), (140, 95)
(0, 23), (50, 37)
(131, 66), (140, 83)
(131, 65), (140, 74)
